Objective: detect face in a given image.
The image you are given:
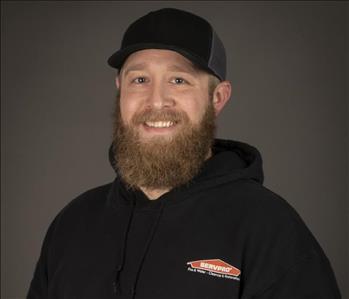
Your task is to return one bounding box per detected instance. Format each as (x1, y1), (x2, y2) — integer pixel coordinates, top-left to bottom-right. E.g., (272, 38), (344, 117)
(116, 49), (213, 142)
(113, 49), (231, 190)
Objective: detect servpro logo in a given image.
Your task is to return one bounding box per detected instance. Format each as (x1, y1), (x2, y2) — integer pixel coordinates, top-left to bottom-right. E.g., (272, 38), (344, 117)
(187, 259), (241, 281)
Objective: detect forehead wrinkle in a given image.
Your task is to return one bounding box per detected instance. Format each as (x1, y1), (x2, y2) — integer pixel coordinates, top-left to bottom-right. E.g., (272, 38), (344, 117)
(167, 63), (198, 75)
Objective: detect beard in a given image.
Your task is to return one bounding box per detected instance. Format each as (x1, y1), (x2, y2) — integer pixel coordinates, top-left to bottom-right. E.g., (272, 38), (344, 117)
(112, 94), (216, 191)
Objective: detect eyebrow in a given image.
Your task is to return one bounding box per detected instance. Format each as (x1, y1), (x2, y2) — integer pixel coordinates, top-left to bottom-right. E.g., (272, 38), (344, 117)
(122, 63), (147, 77)
(122, 62), (198, 78)
(167, 64), (198, 75)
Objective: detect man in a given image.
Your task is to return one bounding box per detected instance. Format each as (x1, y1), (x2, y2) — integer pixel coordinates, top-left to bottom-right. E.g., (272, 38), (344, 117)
(27, 8), (341, 299)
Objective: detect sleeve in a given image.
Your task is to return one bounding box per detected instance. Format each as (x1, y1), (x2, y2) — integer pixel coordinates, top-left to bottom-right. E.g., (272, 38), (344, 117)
(26, 216), (58, 299)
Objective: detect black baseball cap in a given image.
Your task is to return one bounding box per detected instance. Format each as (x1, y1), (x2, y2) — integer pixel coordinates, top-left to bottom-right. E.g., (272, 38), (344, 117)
(107, 8), (226, 81)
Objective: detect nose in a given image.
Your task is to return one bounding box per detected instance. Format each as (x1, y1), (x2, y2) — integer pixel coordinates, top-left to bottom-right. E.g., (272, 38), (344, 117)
(145, 82), (175, 109)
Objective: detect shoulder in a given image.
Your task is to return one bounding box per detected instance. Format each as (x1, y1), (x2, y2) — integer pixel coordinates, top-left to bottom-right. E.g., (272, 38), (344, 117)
(227, 180), (302, 220)
(230, 181), (330, 284)
(217, 179), (323, 257)
(47, 182), (114, 234)
(218, 179), (303, 225)
(34, 181), (115, 258)
(235, 180), (316, 243)
(232, 181), (341, 297)
(60, 182), (113, 213)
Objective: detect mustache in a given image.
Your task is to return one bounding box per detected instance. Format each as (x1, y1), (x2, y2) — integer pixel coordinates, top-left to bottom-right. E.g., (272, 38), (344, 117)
(131, 109), (188, 125)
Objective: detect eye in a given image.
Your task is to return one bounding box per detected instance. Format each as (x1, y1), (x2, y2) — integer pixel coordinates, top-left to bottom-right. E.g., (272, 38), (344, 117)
(132, 77), (147, 84)
(171, 77), (187, 84)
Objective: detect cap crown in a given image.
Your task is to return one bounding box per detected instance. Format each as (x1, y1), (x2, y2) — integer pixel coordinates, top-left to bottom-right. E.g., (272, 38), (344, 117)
(108, 8), (226, 80)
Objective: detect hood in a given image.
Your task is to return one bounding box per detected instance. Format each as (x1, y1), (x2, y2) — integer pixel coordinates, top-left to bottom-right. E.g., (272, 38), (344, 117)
(108, 138), (264, 188)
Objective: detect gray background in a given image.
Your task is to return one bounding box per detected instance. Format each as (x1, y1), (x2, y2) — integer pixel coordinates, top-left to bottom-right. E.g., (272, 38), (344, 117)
(1, 1), (348, 298)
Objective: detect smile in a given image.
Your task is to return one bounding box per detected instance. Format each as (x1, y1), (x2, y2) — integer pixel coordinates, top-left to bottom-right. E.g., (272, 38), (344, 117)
(144, 121), (175, 128)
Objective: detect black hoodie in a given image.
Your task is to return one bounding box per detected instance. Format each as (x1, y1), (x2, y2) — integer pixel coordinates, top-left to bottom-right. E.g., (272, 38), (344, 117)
(27, 139), (341, 299)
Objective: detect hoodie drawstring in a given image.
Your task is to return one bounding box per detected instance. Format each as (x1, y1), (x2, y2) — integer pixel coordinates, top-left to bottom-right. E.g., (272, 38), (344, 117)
(113, 199), (136, 294)
(131, 200), (166, 299)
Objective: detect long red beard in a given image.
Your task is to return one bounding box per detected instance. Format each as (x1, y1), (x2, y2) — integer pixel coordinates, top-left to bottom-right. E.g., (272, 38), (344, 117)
(112, 96), (216, 190)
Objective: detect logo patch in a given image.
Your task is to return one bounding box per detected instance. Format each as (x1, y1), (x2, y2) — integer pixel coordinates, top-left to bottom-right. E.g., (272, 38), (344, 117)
(187, 259), (241, 281)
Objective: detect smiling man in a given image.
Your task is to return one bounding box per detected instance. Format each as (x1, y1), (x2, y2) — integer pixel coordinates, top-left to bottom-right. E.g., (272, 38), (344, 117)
(113, 49), (229, 199)
(27, 8), (341, 299)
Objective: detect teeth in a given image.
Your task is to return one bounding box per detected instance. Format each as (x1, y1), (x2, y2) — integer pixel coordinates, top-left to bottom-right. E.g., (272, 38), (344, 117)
(145, 121), (174, 128)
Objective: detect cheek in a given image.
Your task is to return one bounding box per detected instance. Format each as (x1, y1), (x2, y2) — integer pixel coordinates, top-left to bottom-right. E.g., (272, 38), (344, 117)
(119, 88), (149, 123)
(180, 93), (210, 123)
(119, 98), (138, 124)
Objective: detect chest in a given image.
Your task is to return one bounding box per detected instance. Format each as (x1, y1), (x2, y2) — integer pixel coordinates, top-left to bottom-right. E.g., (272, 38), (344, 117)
(48, 204), (245, 299)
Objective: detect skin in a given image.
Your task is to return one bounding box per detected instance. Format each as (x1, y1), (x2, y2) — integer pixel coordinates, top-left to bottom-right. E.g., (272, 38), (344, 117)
(115, 49), (232, 199)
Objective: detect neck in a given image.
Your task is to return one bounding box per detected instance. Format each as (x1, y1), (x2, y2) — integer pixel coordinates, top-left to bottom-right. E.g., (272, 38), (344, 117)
(139, 148), (213, 200)
(140, 187), (170, 200)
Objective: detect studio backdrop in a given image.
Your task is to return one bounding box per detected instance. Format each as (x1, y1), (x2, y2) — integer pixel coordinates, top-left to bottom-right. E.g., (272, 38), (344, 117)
(1, 1), (348, 298)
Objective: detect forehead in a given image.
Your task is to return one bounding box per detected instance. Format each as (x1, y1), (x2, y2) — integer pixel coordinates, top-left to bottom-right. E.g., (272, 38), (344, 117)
(120, 49), (199, 74)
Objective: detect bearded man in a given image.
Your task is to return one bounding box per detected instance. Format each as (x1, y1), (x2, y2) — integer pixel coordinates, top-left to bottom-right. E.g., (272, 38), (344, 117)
(27, 8), (341, 299)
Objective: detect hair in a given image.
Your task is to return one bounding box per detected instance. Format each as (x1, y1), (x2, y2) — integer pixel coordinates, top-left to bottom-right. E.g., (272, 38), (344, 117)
(208, 74), (221, 99)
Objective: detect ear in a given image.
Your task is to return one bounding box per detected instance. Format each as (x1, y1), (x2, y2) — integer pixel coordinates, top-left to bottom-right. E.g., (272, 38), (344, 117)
(212, 81), (232, 116)
(115, 76), (121, 89)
